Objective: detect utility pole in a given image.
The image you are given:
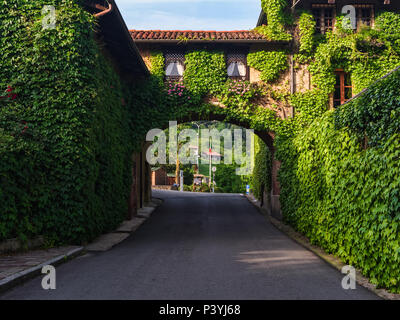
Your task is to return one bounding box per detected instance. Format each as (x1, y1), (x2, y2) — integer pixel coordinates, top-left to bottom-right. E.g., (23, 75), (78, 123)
(176, 157), (180, 185)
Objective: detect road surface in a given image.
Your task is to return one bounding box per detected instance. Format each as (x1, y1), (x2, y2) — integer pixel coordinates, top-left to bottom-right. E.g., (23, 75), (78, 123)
(0, 190), (378, 300)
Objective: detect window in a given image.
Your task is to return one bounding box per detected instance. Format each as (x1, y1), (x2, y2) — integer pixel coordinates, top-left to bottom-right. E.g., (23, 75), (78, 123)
(226, 53), (248, 80)
(165, 53), (185, 80)
(334, 70), (352, 107)
(312, 9), (322, 34)
(312, 4), (335, 34)
(355, 5), (374, 29)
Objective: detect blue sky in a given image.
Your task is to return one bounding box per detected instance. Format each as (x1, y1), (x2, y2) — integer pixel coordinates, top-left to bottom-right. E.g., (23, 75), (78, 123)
(115, 0), (262, 31)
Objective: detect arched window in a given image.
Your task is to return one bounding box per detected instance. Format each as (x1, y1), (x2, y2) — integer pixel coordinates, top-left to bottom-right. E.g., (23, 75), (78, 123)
(165, 53), (185, 80)
(227, 54), (248, 80)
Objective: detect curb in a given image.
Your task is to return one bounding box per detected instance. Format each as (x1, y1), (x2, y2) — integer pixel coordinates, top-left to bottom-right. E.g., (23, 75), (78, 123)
(85, 198), (163, 252)
(244, 194), (400, 301)
(0, 247), (83, 295)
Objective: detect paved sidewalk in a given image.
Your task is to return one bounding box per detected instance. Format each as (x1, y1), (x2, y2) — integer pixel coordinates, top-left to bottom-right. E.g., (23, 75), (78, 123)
(0, 246), (83, 294)
(0, 246), (81, 281)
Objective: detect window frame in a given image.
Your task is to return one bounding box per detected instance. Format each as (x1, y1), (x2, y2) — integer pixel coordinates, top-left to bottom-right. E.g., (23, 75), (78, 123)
(334, 69), (352, 107)
(312, 4), (336, 34)
(164, 53), (185, 81)
(354, 4), (375, 30)
(226, 53), (249, 81)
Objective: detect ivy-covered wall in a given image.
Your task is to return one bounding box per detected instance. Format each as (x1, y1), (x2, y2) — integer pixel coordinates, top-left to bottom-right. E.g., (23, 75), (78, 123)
(276, 69), (400, 292)
(254, 0), (293, 41)
(0, 0), (135, 245)
(270, 7), (400, 293)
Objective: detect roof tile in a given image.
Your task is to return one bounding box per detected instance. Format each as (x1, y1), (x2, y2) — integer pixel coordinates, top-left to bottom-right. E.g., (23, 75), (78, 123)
(129, 30), (270, 41)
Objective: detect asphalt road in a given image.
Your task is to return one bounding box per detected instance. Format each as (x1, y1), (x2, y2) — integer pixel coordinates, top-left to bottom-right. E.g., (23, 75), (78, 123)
(0, 190), (378, 300)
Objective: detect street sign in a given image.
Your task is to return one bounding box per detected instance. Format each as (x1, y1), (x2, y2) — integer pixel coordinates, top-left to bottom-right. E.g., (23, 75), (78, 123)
(246, 185), (250, 195)
(212, 166), (217, 173)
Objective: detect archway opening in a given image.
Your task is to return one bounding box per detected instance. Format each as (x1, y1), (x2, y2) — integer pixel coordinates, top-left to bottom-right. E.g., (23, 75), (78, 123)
(144, 120), (275, 206)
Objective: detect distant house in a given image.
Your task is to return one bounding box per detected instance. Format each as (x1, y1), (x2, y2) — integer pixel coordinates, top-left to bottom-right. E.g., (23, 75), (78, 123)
(152, 167), (175, 186)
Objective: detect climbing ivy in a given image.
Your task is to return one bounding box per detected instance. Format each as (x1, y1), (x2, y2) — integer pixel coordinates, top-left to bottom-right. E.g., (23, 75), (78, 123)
(296, 11), (316, 63)
(251, 135), (272, 200)
(254, 0), (293, 41)
(306, 13), (400, 95)
(184, 51), (227, 96)
(289, 89), (329, 126)
(148, 51), (165, 85)
(0, 0), (135, 244)
(277, 109), (400, 293)
(247, 50), (289, 82)
(275, 11), (400, 294)
(334, 67), (400, 147)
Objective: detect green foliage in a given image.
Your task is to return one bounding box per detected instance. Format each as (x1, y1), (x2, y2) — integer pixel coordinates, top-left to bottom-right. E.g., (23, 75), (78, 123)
(307, 17), (400, 95)
(375, 11), (400, 48)
(247, 51), (288, 82)
(289, 89), (329, 125)
(251, 136), (271, 200)
(184, 51), (227, 96)
(214, 164), (249, 194)
(255, 0), (293, 41)
(277, 110), (400, 293)
(274, 10), (400, 294)
(334, 68), (400, 147)
(0, 0), (133, 244)
(193, 183), (211, 193)
(148, 51), (165, 86)
(182, 165), (194, 186)
(297, 11), (316, 63)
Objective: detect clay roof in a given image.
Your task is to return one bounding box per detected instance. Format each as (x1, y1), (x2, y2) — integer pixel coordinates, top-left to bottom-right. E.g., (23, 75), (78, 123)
(130, 30), (269, 42)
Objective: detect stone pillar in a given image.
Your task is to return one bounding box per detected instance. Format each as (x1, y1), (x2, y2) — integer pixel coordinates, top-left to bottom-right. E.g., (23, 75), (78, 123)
(144, 162), (152, 204)
(128, 156), (137, 219)
(140, 149), (146, 208)
(133, 151), (144, 209)
(142, 142), (152, 205)
(271, 153), (282, 220)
